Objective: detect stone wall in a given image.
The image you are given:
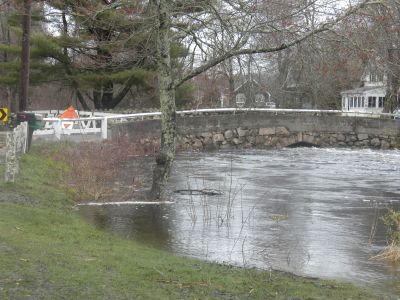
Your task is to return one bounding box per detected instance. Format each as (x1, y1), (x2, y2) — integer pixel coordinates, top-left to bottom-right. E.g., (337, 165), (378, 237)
(177, 127), (398, 150)
(5, 122), (29, 182)
(110, 111), (400, 151)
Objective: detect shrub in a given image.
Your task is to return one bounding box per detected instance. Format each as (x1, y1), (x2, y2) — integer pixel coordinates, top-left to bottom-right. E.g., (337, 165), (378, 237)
(382, 209), (400, 245)
(35, 138), (157, 202)
(372, 209), (400, 263)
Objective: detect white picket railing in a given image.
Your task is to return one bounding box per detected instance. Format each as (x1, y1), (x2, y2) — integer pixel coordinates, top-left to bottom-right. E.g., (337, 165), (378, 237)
(32, 108), (398, 140)
(34, 117), (105, 139)
(34, 111), (161, 140)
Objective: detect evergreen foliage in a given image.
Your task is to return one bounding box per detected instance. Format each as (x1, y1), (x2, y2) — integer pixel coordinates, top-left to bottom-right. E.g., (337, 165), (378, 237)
(0, 0), (195, 110)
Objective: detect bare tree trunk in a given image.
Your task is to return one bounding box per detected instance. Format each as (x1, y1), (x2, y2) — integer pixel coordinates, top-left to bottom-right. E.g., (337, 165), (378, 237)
(19, 0), (31, 112)
(1, 2), (12, 111)
(226, 58), (235, 106)
(150, 0), (176, 200)
(102, 81), (114, 109)
(387, 48), (400, 112)
(61, 11), (91, 111)
(93, 85), (103, 109)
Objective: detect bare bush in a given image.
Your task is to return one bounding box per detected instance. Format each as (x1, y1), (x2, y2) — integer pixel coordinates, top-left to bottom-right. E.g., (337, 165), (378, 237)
(37, 138), (158, 202)
(371, 209), (400, 264)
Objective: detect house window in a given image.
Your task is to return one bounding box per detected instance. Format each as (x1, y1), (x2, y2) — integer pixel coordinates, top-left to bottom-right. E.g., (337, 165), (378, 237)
(378, 97), (385, 108)
(255, 93), (265, 103)
(362, 97), (365, 107)
(368, 96), (376, 108)
(351, 96), (361, 108)
(369, 71), (384, 83)
(236, 93), (246, 107)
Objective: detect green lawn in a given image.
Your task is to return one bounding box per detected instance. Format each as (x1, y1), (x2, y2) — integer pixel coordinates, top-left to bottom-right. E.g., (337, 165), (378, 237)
(0, 147), (383, 299)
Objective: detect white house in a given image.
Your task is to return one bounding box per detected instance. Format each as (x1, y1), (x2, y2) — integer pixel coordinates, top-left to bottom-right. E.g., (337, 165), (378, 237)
(234, 79), (272, 108)
(340, 69), (386, 114)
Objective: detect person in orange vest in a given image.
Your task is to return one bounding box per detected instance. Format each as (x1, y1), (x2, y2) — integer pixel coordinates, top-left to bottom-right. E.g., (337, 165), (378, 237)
(60, 105), (78, 119)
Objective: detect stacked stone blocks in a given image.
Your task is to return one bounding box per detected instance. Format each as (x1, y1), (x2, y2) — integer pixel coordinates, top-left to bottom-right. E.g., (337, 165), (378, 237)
(177, 126), (399, 151)
(110, 111), (400, 151)
(5, 122), (29, 182)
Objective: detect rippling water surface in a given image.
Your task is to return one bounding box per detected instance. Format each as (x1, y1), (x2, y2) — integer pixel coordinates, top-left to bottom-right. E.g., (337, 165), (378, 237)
(79, 148), (400, 295)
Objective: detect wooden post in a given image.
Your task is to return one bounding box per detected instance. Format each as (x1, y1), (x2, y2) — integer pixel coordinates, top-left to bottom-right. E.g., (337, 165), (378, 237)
(101, 117), (108, 139)
(19, 0), (32, 112)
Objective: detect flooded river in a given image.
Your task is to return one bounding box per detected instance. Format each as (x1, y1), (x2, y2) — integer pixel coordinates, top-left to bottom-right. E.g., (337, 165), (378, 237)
(79, 148), (400, 295)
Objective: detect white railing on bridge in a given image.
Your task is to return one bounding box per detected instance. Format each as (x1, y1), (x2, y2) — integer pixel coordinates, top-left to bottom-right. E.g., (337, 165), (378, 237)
(33, 110), (161, 140)
(32, 108), (398, 140)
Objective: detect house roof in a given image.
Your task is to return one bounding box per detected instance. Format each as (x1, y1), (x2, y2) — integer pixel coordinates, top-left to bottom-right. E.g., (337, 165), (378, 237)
(340, 86), (385, 95)
(234, 79), (261, 93)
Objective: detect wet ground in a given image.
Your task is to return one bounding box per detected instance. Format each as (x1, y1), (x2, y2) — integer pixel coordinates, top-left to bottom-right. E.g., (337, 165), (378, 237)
(78, 148), (400, 296)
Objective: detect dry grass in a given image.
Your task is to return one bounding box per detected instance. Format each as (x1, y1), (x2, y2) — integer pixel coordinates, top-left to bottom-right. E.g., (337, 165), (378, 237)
(35, 138), (158, 202)
(371, 242), (400, 264)
(370, 209), (400, 264)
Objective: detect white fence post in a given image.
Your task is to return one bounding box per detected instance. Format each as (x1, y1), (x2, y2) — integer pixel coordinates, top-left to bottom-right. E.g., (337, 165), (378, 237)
(55, 119), (62, 140)
(23, 122), (28, 154)
(101, 117), (108, 139)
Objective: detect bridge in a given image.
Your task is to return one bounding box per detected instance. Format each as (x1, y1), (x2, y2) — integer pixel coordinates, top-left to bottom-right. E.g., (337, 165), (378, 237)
(29, 108), (400, 150)
(109, 109), (400, 150)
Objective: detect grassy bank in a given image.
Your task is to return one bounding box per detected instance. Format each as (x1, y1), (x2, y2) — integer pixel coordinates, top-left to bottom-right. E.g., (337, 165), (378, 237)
(0, 145), (382, 299)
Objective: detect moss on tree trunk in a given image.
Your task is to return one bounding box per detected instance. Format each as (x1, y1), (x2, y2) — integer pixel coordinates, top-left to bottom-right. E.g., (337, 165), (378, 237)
(150, 0), (176, 200)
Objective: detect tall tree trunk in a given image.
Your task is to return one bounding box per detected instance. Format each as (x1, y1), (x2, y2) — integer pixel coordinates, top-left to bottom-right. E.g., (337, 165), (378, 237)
(1, 2), (12, 111)
(387, 48), (400, 112)
(150, 0), (176, 200)
(227, 58), (235, 106)
(19, 0), (31, 111)
(102, 81), (114, 109)
(93, 85), (103, 109)
(62, 11), (91, 111)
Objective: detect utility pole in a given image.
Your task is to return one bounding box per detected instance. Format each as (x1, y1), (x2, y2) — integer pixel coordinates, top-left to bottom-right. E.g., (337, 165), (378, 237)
(19, 0), (32, 112)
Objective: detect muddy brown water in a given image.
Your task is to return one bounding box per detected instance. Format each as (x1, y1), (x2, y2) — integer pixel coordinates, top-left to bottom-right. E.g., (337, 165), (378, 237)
(78, 148), (400, 297)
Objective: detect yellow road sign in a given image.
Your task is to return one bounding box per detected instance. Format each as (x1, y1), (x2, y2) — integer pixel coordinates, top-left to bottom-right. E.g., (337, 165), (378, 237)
(0, 108), (8, 122)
